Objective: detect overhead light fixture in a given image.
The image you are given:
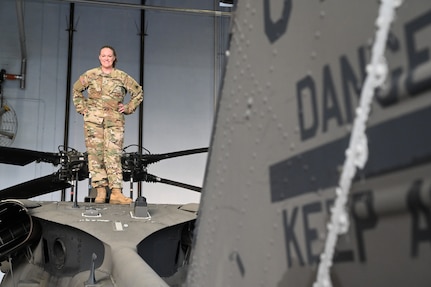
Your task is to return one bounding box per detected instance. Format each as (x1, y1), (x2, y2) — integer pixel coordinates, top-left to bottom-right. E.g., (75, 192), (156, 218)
(219, 0), (234, 8)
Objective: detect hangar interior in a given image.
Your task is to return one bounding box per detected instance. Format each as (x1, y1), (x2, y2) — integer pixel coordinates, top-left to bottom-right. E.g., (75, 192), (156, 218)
(0, 0), (232, 204)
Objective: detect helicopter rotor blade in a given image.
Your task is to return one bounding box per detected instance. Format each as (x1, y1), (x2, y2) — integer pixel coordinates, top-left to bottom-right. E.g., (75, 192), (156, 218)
(141, 147), (208, 165)
(0, 146), (61, 166)
(145, 173), (202, 192)
(0, 173), (71, 200)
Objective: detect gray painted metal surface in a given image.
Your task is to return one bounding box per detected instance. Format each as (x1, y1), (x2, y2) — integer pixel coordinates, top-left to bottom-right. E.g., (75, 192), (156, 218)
(0, 201), (197, 286)
(188, 1), (431, 286)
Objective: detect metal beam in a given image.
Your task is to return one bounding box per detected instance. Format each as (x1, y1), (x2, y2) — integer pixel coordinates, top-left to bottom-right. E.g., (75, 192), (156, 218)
(55, 0), (231, 17)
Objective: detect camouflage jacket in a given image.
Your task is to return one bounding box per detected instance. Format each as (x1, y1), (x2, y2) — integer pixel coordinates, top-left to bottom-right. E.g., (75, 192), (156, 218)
(73, 67), (143, 126)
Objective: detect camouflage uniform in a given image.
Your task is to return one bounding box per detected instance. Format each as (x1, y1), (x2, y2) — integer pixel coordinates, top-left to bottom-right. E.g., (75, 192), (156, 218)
(73, 67), (143, 189)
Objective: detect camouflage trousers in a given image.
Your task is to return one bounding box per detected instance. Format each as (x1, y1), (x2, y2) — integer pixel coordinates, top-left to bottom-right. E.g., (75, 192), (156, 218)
(84, 121), (124, 189)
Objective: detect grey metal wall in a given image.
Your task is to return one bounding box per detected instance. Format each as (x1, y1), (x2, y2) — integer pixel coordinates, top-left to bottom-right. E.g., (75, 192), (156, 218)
(0, 0), (231, 203)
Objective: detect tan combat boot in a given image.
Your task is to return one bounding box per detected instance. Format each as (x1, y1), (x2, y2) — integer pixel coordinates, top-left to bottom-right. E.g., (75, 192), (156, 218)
(94, 187), (107, 204)
(109, 188), (132, 205)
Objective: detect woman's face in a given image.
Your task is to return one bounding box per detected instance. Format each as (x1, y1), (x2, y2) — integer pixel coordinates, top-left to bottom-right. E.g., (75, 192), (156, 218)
(99, 47), (116, 69)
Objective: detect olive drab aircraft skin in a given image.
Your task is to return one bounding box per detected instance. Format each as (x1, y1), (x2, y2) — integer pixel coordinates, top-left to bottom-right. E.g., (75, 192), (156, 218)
(187, 1), (431, 287)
